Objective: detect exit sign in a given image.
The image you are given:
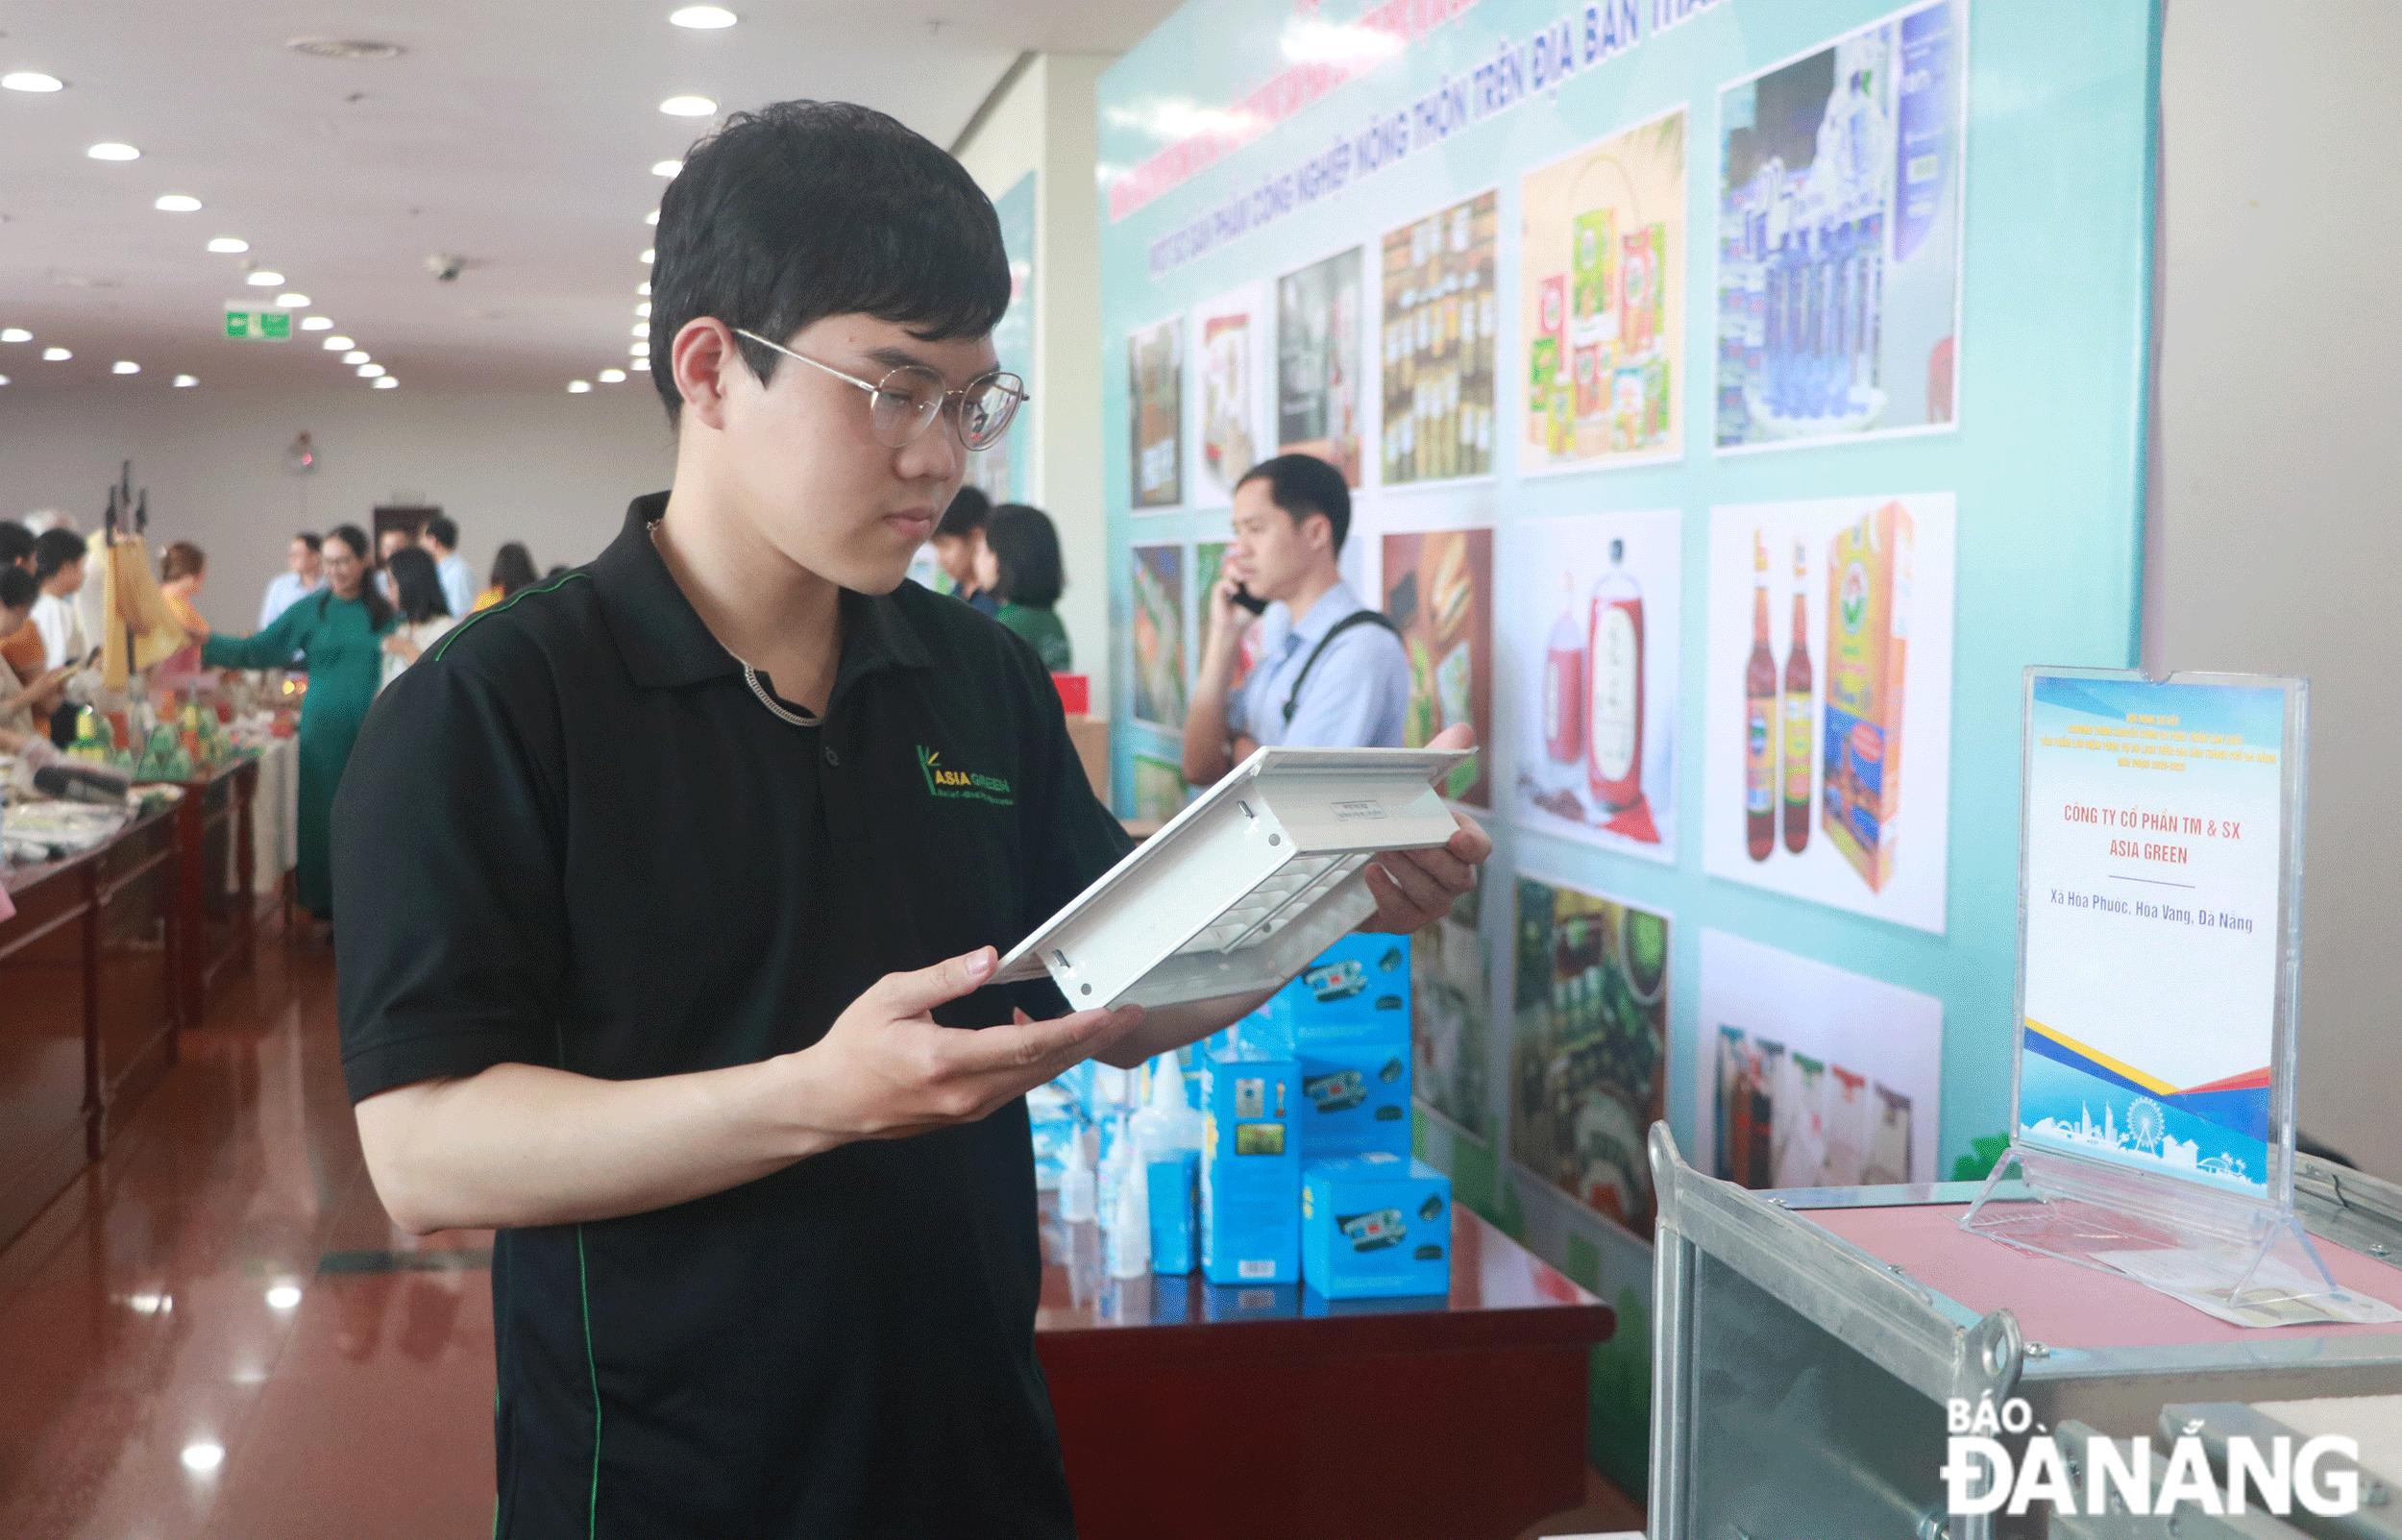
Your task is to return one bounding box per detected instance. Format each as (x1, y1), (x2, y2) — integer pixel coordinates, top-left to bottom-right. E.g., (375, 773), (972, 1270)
(224, 307), (291, 340)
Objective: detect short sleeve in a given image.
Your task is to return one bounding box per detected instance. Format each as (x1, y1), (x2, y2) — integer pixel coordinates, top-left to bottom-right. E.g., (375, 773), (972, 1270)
(331, 649), (569, 1103)
(1017, 648), (1134, 927)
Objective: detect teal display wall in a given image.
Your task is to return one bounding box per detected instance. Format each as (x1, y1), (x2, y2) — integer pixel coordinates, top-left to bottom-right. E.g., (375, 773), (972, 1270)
(1095, 0), (2161, 1488)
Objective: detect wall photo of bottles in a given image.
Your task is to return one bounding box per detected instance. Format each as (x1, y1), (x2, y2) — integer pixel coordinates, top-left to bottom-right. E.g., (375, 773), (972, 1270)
(1276, 246), (1366, 487)
(1382, 190), (1500, 486)
(1519, 108), (1686, 473)
(1714, 0), (1966, 452)
(1507, 511), (1680, 862)
(1701, 493), (1956, 934)
(1698, 927), (1943, 1188)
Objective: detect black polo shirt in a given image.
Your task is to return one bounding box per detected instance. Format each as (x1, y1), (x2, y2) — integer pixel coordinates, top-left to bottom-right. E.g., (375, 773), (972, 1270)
(331, 493), (1132, 1539)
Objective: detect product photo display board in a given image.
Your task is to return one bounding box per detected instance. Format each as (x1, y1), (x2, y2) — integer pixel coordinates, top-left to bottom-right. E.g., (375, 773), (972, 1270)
(1962, 669), (2367, 1318)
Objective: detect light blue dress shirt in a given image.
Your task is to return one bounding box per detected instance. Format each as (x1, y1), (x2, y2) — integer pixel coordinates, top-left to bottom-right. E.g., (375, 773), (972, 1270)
(1226, 580), (1411, 749)
(435, 552), (478, 621)
(258, 571), (324, 629)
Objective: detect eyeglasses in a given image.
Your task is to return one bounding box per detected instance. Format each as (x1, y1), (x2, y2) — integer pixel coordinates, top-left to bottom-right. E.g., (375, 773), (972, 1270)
(732, 328), (1026, 452)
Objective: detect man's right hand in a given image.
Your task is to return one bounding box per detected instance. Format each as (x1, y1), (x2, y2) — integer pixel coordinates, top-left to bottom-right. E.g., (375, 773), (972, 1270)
(1202, 570), (1257, 661)
(790, 946), (1143, 1141)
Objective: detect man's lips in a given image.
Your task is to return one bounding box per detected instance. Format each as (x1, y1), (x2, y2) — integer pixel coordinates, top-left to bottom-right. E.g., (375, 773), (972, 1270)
(884, 510), (936, 539)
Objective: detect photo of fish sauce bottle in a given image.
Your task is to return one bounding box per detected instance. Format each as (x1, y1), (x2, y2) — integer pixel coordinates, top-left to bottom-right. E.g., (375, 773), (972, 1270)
(1782, 537), (1813, 854)
(1587, 538), (1645, 814)
(1744, 531), (1777, 861)
(1542, 573), (1585, 767)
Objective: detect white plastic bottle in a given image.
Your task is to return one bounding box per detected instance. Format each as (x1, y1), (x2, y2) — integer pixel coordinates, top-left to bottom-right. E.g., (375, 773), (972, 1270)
(1059, 1127), (1097, 1223)
(1105, 1141), (1151, 1280)
(1129, 1054), (1203, 1161)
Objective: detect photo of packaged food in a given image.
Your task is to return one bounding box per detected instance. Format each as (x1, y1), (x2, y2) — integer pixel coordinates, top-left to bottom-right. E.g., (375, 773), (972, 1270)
(1380, 527), (1493, 806)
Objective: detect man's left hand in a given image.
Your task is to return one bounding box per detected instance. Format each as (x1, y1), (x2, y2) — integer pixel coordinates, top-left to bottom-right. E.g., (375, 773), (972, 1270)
(1362, 723), (1491, 933)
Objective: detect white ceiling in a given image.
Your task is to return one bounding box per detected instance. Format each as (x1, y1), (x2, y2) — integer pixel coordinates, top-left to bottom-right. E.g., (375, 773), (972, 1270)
(0, 2), (1167, 395)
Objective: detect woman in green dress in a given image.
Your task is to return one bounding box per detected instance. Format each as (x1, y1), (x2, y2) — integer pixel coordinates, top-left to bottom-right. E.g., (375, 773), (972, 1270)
(978, 502), (1072, 672)
(202, 525), (392, 923)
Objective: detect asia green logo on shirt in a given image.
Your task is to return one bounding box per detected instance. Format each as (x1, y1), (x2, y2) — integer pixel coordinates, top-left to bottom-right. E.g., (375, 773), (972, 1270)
(917, 746), (1015, 807)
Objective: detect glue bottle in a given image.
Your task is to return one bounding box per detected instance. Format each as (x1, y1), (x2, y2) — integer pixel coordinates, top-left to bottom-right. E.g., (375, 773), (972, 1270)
(1105, 1142), (1150, 1280)
(1129, 1054), (1202, 1161)
(1059, 1127), (1097, 1223)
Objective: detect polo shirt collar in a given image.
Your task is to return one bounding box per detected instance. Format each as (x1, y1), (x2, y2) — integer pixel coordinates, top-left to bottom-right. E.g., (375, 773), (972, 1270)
(591, 492), (933, 691)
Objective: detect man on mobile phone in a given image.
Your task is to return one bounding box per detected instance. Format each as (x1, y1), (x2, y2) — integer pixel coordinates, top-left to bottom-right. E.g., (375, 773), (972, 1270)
(1182, 453), (1413, 786)
(331, 103), (1488, 1540)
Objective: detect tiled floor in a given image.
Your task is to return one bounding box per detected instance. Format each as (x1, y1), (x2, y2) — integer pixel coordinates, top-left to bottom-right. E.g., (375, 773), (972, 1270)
(0, 926), (1647, 1539)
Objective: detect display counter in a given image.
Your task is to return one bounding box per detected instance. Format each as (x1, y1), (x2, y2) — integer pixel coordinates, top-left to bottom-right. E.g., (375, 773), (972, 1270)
(0, 807), (180, 1250)
(148, 754), (258, 1020)
(1035, 1192), (1614, 1540)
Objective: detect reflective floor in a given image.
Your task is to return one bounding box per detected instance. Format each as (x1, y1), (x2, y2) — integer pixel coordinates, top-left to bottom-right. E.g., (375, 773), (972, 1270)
(0, 931), (494, 1540)
(0, 926), (1643, 1539)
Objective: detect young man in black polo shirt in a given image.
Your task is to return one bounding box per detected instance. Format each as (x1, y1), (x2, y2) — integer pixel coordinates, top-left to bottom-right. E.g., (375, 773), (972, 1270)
(331, 101), (1489, 1539)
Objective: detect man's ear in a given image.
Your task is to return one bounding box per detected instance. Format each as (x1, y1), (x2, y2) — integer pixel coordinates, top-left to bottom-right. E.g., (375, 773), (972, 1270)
(671, 318), (747, 432)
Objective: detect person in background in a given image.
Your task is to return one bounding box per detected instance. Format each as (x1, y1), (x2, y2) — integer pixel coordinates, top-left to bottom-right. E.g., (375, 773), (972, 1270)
(1182, 453), (1411, 786)
(378, 526), (416, 566)
(30, 529), (93, 746)
(471, 542), (538, 612)
(0, 566), (66, 737)
(260, 531), (324, 628)
(202, 525), (392, 929)
(930, 484), (998, 614)
(0, 523), (44, 683)
(976, 501), (1071, 672)
(421, 515), (477, 621)
(159, 541), (211, 640)
(379, 547), (455, 693)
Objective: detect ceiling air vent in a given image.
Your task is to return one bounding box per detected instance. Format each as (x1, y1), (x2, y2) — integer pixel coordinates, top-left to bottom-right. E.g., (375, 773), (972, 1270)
(285, 37), (407, 61)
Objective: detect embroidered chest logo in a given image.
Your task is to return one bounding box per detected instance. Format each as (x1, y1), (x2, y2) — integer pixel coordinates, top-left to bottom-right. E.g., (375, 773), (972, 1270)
(917, 746), (1015, 807)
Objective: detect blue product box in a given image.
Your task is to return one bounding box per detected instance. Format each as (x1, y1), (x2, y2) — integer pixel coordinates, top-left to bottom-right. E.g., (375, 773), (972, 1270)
(1027, 1083), (1079, 1191)
(1290, 1037), (1412, 1159)
(1300, 1154), (1453, 1300)
(1148, 1151), (1197, 1275)
(1254, 934), (1412, 1041)
(1198, 1045), (1301, 1285)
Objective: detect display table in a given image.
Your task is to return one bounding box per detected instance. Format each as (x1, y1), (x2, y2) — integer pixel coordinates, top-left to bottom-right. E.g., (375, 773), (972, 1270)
(1035, 1196), (1614, 1540)
(248, 736), (298, 898)
(0, 808), (180, 1250)
(146, 756), (258, 1022)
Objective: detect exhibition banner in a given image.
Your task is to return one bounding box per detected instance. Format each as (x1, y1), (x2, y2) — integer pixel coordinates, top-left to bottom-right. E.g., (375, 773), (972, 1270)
(1097, 0), (2162, 1409)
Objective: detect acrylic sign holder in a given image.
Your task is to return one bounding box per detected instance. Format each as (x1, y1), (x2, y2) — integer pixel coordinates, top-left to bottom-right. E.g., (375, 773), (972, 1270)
(1962, 668), (2336, 1308)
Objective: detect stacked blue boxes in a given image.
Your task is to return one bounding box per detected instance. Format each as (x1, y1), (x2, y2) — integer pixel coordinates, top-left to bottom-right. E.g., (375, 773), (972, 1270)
(1246, 935), (1414, 1161)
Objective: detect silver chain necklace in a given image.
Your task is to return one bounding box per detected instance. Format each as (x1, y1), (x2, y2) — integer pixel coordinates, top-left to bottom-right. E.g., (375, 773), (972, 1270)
(650, 520), (820, 728)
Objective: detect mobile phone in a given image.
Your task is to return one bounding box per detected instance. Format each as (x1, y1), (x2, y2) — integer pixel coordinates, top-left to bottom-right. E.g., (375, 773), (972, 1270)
(1231, 582), (1268, 615)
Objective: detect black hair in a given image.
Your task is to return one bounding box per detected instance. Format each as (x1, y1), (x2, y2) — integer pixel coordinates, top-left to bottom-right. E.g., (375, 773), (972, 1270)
(422, 515), (459, 552)
(984, 502), (1064, 609)
(0, 524), (34, 569)
(33, 528), (86, 581)
(385, 546), (451, 624)
(545, 565), (569, 579)
(489, 543), (538, 599)
(295, 531), (322, 553)
(936, 485), (992, 541)
(0, 564), (37, 612)
(320, 525), (394, 630)
(1235, 453), (1353, 555)
(649, 100), (1010, 423)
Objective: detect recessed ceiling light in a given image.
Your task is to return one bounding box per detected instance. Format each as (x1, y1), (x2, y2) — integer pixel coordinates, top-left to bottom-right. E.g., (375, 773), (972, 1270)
(323, 335), (355, 351)
(300, 315), (332, 330)
(264, 1283), (303, 1309)
(180, 1441), (226, 1474)
(0, 376), (11, 386)
(658, 96), (715, 117)
(3, 72), (66, 93)
(245, 271), (285, 287)
(646, 209), (659, 226)
(630, 323), (650, 338)
(154, 194), (203, 213)
(0, 328), (29, 343)
(86, 142), (140, 161)
(670, 6), (739, 28)
(639, 248), (654, 264)
(173, 374), (198, 387)
(275, 293), (309, 308)
(598, 368), (626, 383)
(207, 236), (249, 254)
(630, 342), (651, 357)
(111, 360), (139, 375)
(567, 380), (593, 394)
(357, 363), (385, 378)
(372, 376), (398, 389)
(635, 302), (652, 318)
(637, 281), (651, 297)
(342, 351), (369, 364)
(42, 347), (71, 361)
(651, 159), (683, 178)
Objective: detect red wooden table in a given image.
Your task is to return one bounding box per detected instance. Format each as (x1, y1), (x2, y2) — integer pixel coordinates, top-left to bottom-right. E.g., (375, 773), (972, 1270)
(153, 755), (257, 1024)
(1036, 1198), (1614, 1540)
